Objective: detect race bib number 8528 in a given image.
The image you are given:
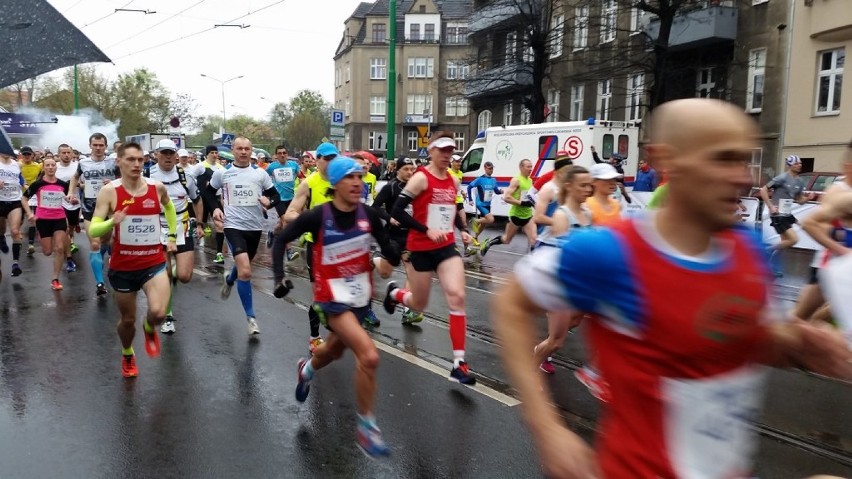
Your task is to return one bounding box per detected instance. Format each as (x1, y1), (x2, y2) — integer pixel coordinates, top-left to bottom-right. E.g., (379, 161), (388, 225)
(120, 215), (161, 246)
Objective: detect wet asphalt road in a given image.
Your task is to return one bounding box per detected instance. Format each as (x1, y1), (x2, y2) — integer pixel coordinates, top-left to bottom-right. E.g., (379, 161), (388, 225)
(0, 224), (849, 478)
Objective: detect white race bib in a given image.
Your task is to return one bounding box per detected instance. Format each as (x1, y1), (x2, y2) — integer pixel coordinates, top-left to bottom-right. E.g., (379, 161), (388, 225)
(427, 203), (454, 231)
(230, 183), (259, 206)
(160, 217), (186, 246)
(664, 367), (765, 478)
(84, 179), (103, 199)
(820, 254), (852, 347)
(39, 190), (64, 209)
(119, 215), (161, 246)
(274, 168), (294, 183)
(778, 198), (793, 215)
(482, 190), (493, 202)
(328, 272), (371, 307)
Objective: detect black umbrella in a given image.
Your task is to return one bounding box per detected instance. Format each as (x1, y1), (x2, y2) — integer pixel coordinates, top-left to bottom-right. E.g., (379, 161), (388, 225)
(0, 0), (111, 89)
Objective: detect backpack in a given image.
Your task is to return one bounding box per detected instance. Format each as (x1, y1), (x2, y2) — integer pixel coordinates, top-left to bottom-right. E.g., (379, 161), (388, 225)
(144, 165), (192, 197)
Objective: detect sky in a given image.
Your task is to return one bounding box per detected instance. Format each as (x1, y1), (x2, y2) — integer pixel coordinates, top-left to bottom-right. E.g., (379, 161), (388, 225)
(45, 0), (366, 122)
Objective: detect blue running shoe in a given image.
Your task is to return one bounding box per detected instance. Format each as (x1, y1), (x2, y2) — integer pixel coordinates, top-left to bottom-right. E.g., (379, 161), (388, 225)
(364, 308), (380, 327)
(66, 259), (77, 273)
(449, 361), (476, 385)
(357, 422), (391, 458)
(295, 358), (312, 402)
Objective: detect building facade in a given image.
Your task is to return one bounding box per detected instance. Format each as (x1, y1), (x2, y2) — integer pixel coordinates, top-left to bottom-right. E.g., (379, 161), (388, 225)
(782, 0), (851, 173)
(333, 0), (474, 158)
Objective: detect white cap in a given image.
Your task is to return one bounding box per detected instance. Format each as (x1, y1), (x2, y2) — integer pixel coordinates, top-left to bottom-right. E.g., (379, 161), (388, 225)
(143, 150), (149, 156)
(177, 148), (189, 157)
(428, 136), (456, 150)
(155, 139), (178, 152)
(590, 163), (622, 180)
(251, 152), (258, 160)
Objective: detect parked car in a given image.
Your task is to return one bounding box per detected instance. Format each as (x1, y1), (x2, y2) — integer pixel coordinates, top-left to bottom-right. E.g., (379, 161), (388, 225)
(800, 171), (842, 200)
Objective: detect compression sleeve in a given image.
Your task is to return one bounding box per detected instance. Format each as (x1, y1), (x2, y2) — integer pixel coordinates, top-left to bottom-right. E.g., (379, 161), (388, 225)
(89, 216), (114, 238)
(368, 207), (400, 266)
(454, 212), (469, 233)
(262, 186), (281, 209)
(272, 207), (322, 282)
(391, 192), (428, 233)
(163, 199), (177, 237)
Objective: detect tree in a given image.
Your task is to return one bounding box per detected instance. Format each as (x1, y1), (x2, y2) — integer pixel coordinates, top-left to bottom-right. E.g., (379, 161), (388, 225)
(285, 112), (327, 152)
(156, 92), (204, 133)
(267, 101), (289, 140)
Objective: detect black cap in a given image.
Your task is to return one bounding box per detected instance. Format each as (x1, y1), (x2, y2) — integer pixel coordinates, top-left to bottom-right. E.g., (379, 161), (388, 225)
(398, 157), (415, 167)
(20, 146), (34, 155)
(205, 145), (218, 156)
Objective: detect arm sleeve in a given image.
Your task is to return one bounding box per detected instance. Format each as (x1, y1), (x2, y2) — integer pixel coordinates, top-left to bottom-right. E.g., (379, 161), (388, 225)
(202, 170), (223, 213)
(391, 191), (428, 233)
(272, 207), (322, 282)
(22, 181), (39, 198)
(592, 151), (602, 164)
(467, 178), (479, 202)
(262, 186), (281, 209)
(89, 216), (114, 237)
(373, 182), (393, 213)
(163, 199), (177, 237)
(369, 207), (400, 266)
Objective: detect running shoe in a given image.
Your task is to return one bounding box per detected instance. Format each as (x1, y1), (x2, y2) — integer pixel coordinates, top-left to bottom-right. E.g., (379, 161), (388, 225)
(160, 316), (176, 334)
(357, 422), (391, 458)
(220, 271), (233, 299)
(247, 317), (260, 335)
(213, 252), (225, 264)
(479, 237), (496, 257)
(364, 308), (381, 327)
(96, 282), (108, 296)
(298, 233), (309, 247)
(574, 367), (611, 403)
(74, 225), (81, 234)
(204, 225), (212, 237)
(10, 263), (22, 277)
(449, 361), (477, 385)
(471, 219), (481, 236)
(470, 236), (481, 247)
(382, 281), (399, 314)
(309, 337), (324, 355)
(539, 359), (555, 375)
(122, 354), (138, 378)
(266, 231), (274, 248)
(286, 248), (300, 261)
(26, 244), (35, 256)
(295, 358), (312, 402)
(143, 322), (161, 357)
(51, 279), (63, 291)
(401, 309), (424, 324)
(0, 236), (7, 254)
(69, 242), (79, 254)
(464, 246), (477, 257)
(66, 259), (77, 273)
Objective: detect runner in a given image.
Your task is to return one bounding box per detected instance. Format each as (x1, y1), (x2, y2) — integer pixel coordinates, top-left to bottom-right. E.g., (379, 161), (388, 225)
(19, 146), (43, 257)
(68, 133), (118, 296)
(282, 142), (339, 353)
(298, 152), (316, 180)
(354, 154), (378, 206)
(585, 162), (623, 226)
(194, 145), (227, 263)
(492, 98), (852, 479)
(202, 137), (281, 337)
(55, 144), (81, 272)
(465, 161), (501, 250)
(264, 145), (300, 260)
(147, 140), (204, 334)
(0, 151), (24, 279)
(272, 157), (399, 457)
(384, 131), (476, 384)
(21, 157), (71, 290)
(448, 155), (470, 247)
(531, 152), (573, 251)
(480, 159), (537, 256)
(88, 142), (178, 378)
(760, 155), (815, 277)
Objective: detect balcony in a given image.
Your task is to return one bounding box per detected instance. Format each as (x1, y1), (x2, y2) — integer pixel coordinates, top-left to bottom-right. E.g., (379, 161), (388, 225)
(807, 0), (852, 42)
(644, 5), (737, 52)
(464, 62), (533, 99)
(469, 2), (528, 35)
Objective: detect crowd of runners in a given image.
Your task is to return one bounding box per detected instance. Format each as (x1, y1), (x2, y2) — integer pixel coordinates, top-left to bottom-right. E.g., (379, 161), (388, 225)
(1, 98), (850, 475)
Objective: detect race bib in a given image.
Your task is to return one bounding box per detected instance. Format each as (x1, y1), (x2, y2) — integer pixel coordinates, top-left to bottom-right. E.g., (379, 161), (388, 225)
(663, 367), (765, 478)
(778, 198), (793, 215)
(84, 179), (104, 199)
(427, 203), (454, 231)
(119, 215), (161, 246)
(274, 168), (294, 183)
(820, 254), (852, 347)
(39, 190), (64, 209)
(328, 272), (371, 307)
(230, 183), (259, 206)
(483, 190), (493, 202)
(160, 217), (186, 246)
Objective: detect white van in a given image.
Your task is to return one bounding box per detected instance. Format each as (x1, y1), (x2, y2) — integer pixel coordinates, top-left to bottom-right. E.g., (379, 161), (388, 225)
(459, 120), (641, 217)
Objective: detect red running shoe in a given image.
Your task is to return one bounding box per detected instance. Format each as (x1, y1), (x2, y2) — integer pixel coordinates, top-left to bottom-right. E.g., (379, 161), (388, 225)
(143, 322), (160, 358)
(122, 354), (138, 378)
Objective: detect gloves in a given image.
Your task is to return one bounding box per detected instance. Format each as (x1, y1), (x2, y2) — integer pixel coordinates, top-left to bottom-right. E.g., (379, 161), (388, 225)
(520, 200), (535, 208)
(273, 278), (294, 298)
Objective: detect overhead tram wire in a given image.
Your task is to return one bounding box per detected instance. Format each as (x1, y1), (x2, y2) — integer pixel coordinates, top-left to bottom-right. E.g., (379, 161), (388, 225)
(106, 0), (210, 49)
(113, 0), (286, 60)
(81, 0), (134, 28)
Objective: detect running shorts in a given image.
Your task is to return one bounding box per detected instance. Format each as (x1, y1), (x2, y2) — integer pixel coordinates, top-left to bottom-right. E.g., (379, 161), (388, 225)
(312, 301), (372, 330)
(224, 228), (262, 260)
(64, 208), (81, 226)
(770, 215), (797, 235)
(35, 218), (68, 238)
(509, 215), (532, 227)
(274, 200), (292, 217)
(409, 243), (460, 272)
(476, 203), (491, 216)
(108, 262), (167, 293)
(0, 200), (22, 218)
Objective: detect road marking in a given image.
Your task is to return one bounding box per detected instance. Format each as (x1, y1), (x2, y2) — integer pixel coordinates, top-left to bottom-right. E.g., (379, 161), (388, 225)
(193, 268), (212, 278)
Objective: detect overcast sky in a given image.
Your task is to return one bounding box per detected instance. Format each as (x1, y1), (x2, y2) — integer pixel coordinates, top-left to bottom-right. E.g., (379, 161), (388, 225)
(45, 0), (366, 122)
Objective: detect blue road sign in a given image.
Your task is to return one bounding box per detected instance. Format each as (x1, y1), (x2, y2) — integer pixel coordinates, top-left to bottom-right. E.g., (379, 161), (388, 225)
(221, 133), (235, 147)
(331, 110), (345, 127)
(417, 147), (428, 158)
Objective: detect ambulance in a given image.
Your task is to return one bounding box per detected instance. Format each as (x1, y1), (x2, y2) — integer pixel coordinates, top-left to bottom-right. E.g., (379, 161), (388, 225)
(459, 119), (641, 217)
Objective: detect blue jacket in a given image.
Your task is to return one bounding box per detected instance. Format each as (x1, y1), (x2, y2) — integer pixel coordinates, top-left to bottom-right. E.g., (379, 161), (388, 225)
(633, 168), (657, 192)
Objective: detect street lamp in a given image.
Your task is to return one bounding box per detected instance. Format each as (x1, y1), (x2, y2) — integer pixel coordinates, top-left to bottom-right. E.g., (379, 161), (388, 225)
(200, 73), (244, 134)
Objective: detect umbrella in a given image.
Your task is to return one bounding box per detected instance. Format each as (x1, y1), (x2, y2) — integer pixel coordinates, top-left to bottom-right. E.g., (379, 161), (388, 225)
(218, 150), (234, 162)
(0, 0), (111, 89)
(0, 125), (15, 157)
(216, 144), (231, 153)
(355, 150), (379, 166)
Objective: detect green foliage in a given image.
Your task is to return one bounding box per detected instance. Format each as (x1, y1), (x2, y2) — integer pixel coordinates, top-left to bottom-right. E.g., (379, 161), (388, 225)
(285, 111), (328, 152)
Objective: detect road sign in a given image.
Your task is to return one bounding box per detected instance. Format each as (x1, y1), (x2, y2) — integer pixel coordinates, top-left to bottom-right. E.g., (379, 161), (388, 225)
(329, 126), (345, 139)
(417, 125), (429, 148)
(563, 136), (584, 159)
(221, 133), (235, 147)
(417, 147), (428, 158)
(170, 135), (182, 148)
(331, 110), (345, 127)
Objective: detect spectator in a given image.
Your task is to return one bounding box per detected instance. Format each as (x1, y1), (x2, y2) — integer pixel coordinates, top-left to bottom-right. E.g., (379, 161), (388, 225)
(633, 159), (658, 192)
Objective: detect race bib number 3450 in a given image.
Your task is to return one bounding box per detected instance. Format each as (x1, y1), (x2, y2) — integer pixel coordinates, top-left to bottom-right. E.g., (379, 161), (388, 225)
(230, 184), (259, 206)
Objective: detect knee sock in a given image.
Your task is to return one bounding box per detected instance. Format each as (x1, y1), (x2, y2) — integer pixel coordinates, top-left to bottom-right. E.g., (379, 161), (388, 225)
(449, 310), (466, 366)
(215, 232), (225, 253)
(89, 251), (104, 284)
(390, 288), (412, 307)
(12, 241), (21, 261)
(308, 307), (321, 338)
(28, 227), (36, 245)
(227, 265), (237, 284)
(236, 279), (255, 317)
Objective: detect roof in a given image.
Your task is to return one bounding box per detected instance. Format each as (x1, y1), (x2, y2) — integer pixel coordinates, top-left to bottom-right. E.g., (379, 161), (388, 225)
(350, 2), (374, 18)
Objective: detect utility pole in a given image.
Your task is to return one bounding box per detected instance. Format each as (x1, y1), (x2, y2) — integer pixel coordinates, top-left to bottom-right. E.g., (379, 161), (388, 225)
(73, 65), (79, 113)
(386, 0), (397, 159)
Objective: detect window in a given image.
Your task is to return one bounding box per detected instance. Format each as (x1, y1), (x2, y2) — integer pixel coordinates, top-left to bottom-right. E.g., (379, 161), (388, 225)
(407, 57), (435, 78)
(407, 131), (418, 151)
(597, 79), (612, 121)
(425, 24), (435, 41)
(504, 102), (513, 126)
(550, 14), (564, 58)
(571, 85), (584, 121)
(626, 73), (644, 122)
(446, 60), (469, 80)
(454, 132), (465, 152)
(696, 67), (715, 98)
(747, 48), (766, 113)
(601, 0), (617, 43)
(344, 62), (350, 83)
(506, 32), (517, 63)
(521, 107), (531, 125)
(547, 89), (560, 122)
(370, 58), (387, 80)
(406, 94), (433, 115)
(372, 23), (386, 43)
(477, 110), (492, 131)
(370, 96), (386, 116)
(446, 97), (468, 117)
(410, 23), (420, 41)
(345, 97), (351, 117)
(629, 7), (645, 34)
(335, 68), (341, 87)
(574, 6), (588, 50)
(816, 48), (844, 115)
(445, 23), (468, 44)
(523, 39), (534, 63)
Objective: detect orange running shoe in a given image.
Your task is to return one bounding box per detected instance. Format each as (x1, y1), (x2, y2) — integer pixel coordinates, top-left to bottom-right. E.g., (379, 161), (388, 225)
(51, 279), (63, 291)
(143, 322), (160, 358)
(122, 354), (138, 378)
